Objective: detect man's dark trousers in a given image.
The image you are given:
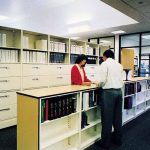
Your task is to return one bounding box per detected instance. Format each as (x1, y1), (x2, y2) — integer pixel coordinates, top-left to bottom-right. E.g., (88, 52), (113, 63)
(100, 88), (123, 148)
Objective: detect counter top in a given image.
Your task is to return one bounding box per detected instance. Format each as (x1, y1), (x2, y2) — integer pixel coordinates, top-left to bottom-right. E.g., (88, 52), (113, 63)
(17, 84), (98, 98)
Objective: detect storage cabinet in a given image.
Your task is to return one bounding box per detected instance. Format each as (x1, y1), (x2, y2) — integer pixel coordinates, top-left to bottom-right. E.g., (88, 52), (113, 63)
(17, 85), (100, 150)
(123, 78), (150, 124)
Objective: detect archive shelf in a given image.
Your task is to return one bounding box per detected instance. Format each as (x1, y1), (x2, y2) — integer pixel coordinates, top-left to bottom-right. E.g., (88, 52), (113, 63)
(17, 85), (99, 150)
(70, 39), (85, 64)
(123, 78), (150, 124)
(49, 36), (69, 64)
(81, 123), (101, 149)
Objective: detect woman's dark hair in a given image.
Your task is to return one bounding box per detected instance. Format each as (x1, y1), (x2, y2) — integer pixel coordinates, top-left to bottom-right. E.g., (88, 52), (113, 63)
(75, 54), (88, 64)
(103, 49), (114, 59)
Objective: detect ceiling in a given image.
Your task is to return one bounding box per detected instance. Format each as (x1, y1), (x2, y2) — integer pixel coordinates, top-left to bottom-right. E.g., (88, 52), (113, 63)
(0, 0), (149, 40)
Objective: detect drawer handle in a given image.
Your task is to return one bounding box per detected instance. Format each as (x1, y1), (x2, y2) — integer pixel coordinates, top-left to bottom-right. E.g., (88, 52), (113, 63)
(91, 75), (94, 77)
(32, 78), (39, 81)
(57, 67), (62, 69)
(32, 67), (39, 69)
(57, 76), (63, 79)
(0, 108), (10, 112)
(0, 67), (9, 69)
(0, 95), (9, 98)
(0, 80), (9, 83)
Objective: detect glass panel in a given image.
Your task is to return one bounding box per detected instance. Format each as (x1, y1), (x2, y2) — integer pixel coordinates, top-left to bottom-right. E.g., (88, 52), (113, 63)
(121, 34), (140, 47)
(89, 39), (98, 44)
(141, 46), (150, 55)
(99, 37), (114, 48)
(141, 33), (150, 46)
(140, 59), (149, 77)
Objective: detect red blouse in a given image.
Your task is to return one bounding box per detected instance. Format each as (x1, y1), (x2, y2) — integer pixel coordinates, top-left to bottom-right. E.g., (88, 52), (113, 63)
(71, 65), (91, 85)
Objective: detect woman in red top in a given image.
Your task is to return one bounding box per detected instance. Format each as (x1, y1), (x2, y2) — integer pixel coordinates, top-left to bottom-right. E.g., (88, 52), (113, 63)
(71, 54), (91, 86)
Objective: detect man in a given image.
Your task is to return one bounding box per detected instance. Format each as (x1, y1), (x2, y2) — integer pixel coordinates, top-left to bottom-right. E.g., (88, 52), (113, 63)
(98, 50), (123, 150)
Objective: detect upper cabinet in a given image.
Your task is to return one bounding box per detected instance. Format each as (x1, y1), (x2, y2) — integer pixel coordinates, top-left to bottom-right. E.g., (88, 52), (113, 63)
(49, 35), (69, 64)
(85, 42), (99, 65)
(22, 30), (48, 64)
(0, 27), (21, 63)
(70, 39), (85, 64)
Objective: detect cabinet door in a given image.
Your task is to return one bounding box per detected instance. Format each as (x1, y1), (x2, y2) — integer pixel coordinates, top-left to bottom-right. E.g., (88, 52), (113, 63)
(22, 64), (48, 76)
(22, 76), (49, 89)
(48, 65), (71, 75)
(0, 104), (16, 121)
(0, 64), (20, 77)
(0, 92), (17, 106)
(49, 75), (71, 87)
(0, 77), (21, 91)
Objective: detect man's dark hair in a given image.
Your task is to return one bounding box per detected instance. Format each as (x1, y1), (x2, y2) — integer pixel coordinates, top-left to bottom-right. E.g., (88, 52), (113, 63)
(103, 49), (114, 59)
(75, 54), (88, 64)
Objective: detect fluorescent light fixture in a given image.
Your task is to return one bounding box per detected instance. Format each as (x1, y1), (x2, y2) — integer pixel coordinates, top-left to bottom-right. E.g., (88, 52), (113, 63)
(111, 30), (126, 34)
(142, 35), (150, 39)
(70, 36), (80, 40)
(100, 40), (111, 43)
(0, 15), (8, 20)
(67, 17), (91, 25)
(68, 25), (90, 34)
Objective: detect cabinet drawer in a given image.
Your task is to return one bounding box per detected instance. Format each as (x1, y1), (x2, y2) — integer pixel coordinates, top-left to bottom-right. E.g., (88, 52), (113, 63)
(0, 92), (17, 106)
(84, 65), (99, 74)
(0, 64), (20, 77)
(48, 65), (71, 75)
(49, 75), (71, 87)
(22, 76), (49, 89)
(0, 104), (16, 121)
(22, 64), (48, 76)
(87, 74), (100, 81)
(0, 77), (21, 91)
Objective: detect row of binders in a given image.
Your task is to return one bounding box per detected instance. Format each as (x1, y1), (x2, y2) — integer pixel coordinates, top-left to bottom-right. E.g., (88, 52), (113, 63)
(0, 49), (19, 63)
(70, 54), (79, 64)
(87, 56), (97, 64)
(71, 45), (83, 54)
(23, 36), (48, 50)
(50, 53), (65, 63)
(23, 51), (47, 63)
(82, 90), (99, 110)
(50, 41), (67, 53)
(0, 33), (6, 47)
(124, 83), (136, 96)
(86, 45), (98, 56)
(41, 94), (77, 123)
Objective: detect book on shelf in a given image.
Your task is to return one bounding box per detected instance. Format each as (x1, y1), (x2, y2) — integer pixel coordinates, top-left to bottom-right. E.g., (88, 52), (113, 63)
(81, 111), (89, 129)
(124, 96), (133, 109)
(35, 40), (47, 51)
(41, 94), (77, 123)
(23, 36), (29, 49)
(0, 33), (6, 47)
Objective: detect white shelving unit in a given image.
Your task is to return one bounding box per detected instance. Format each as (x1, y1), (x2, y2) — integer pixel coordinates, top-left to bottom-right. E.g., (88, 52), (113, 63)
(17, 85), (101, 150)
(0, 25), (100, 129)
(123, 78), (150, 124)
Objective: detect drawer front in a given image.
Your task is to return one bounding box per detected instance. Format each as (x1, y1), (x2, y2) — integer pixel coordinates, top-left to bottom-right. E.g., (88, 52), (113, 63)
(0, 77), (21, 91)
(0, 104), (16, 121)
(22, 76), (49, 89)
(87, 74), (100, 82)
(84, 65), (99, 74)
(48, 65), (71, 75)
(0, 64), (20, 77)
(49, 75), (71, 87)
(22, 64), (48, 76)
(0, 92), (17, 106)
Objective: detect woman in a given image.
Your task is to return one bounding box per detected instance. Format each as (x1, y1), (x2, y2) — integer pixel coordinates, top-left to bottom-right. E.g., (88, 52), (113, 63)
(71, 54), (91, 86)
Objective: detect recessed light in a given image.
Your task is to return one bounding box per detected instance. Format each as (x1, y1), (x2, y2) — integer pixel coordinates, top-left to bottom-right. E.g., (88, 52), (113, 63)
(70, 37), (80, 40)
(68, 25), (90, 34)
(111, 30), (126, 34)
